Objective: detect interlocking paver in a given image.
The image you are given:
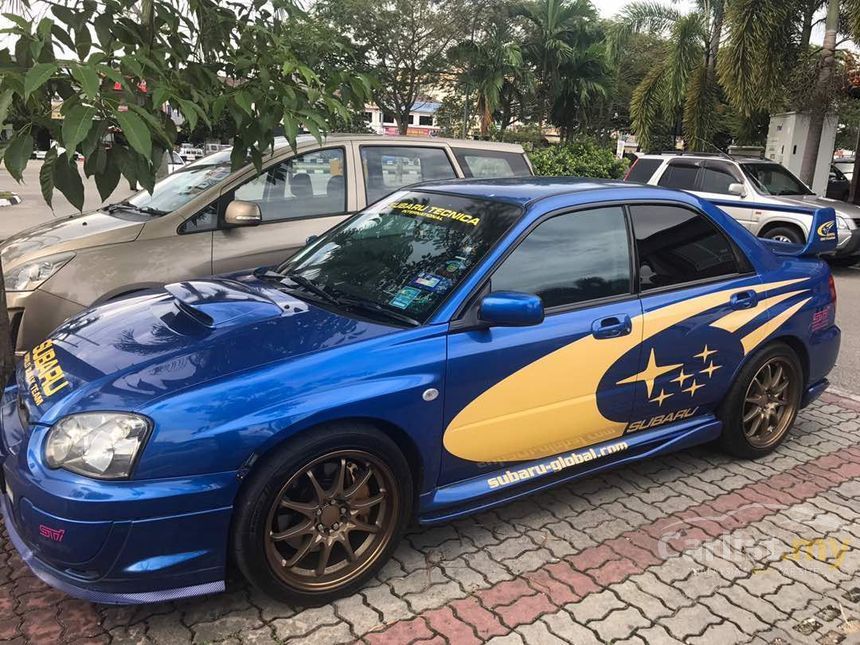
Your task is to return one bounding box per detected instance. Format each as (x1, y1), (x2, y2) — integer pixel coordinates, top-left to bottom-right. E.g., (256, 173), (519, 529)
(0, 396), (858, 643)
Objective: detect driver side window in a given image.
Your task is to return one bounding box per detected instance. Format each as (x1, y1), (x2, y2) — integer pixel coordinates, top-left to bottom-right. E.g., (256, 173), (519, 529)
(492, 207), (632, 309)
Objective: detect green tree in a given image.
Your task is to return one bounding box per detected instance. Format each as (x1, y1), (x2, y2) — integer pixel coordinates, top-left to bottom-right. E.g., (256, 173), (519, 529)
(0, 0), (369, 381)
(448, 14), (524, 137)
(610, 1), (726, 151)
(317, 0), (467, 135)
(514, 0), (604, 133)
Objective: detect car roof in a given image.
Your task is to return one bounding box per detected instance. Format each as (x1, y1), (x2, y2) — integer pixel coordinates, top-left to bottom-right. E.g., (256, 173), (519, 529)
(410, 176), (642, 206)
(279, 134), (526, 153)
(636, 153), (775, 165)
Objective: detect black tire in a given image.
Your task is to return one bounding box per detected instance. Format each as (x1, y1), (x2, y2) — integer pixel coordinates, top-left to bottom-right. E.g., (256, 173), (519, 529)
(231, 423), (412, 605)
(828, 256), (859, 268)
(760, 226), (804, 245)
(717, 342), (803, 459)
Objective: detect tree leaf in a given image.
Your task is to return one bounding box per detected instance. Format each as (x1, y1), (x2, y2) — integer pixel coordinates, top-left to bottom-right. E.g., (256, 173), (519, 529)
(24, 62), (57, 98)
(114, 110), (152, 159)
(71, 63), (100, 99)
(83, 144), (106, 177)
(39, 147), (57, 209)
(0, 90), (13, 126)
(54, 153), (85, 211)
(177, 98), (198, 130)
(234, 90), (253, 116)
(95, 148), (121, 201)
(75, 26), (92, 60)
(3, 133), (33, 181)
(61, 105), (96, 154)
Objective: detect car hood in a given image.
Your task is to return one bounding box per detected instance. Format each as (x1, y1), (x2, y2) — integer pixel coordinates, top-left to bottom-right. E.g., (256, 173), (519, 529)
(15, 274), (396, 424)
(0, 209), (145, 269)
(773, 194), (860, 220)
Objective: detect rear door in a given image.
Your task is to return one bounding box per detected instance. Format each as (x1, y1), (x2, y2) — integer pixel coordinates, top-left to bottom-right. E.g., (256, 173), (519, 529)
(212, 146), (355, 273)
(625, 202), (762, 431)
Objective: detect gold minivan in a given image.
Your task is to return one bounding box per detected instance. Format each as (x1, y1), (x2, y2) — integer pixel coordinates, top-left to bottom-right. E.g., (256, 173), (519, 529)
(1, 135), (532, 354)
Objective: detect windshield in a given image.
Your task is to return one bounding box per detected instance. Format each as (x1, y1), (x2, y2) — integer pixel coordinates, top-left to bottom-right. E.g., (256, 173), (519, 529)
(278, 190), (521, 324)
(121, 148), (235, 215)
(741, 162), (813, 196)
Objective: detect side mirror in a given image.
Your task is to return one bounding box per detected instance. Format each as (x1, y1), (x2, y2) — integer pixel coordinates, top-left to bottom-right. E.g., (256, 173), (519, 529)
(479, 292), (544, 327)
(728, 183), (747, 198)
(224, 200), (262, 227)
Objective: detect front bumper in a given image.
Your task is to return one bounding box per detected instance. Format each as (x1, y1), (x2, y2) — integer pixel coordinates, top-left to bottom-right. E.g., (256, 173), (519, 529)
(6, 289), (84, 356)
(834, 228), (860, 257)
(0, 387), (237, 604)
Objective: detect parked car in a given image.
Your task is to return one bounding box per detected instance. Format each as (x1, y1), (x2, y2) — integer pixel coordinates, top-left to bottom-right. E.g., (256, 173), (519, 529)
(167, 150), (185, 174)
(826, 164), (850, 201)
(833, 157), (855, 182)
(0, 135), (532, 355)
(179, 144), (204, 162)
(625, 153), (860, 263)
(0, 178), (839, 605)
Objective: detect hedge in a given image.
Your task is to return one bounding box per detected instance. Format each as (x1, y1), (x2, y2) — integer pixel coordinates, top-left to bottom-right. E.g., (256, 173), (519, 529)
(528, 139), (628, 179)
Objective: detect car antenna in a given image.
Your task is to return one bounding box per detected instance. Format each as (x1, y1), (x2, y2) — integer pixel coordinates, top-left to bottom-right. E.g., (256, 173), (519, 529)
(690, 137), (733, 161)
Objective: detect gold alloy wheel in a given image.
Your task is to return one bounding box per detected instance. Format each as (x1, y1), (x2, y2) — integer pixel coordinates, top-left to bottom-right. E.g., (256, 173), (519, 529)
(264, 450), (399, 592)
(742, 357), (799, 449)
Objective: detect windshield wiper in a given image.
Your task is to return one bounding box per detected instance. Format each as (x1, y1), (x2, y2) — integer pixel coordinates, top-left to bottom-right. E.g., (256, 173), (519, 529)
(282, 272), (340, 305)
(334, 296), (421, 327)
(104, 201), (166, 216)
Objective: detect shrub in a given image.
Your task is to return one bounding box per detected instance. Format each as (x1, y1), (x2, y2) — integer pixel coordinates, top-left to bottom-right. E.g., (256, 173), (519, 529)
(529, 139), (628, 179)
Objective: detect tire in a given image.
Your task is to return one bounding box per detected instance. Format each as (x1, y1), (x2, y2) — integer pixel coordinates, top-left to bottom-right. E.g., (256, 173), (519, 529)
(717, 342), (803, 459)
(761, 226), (804, 245)
(231, 423), (413, 605)
(828, 256), (859, 268)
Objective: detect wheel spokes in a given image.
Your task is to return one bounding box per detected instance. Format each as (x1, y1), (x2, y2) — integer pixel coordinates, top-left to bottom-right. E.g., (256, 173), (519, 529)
(351, 493), (385, 511)
(316, 540), (334, 576)
(285, 535), (316, 567)
(344, 466), (373, 499)
(271, 519), (313, 542)
(280, 499), (317, 518)
(307, 470), (326, 503)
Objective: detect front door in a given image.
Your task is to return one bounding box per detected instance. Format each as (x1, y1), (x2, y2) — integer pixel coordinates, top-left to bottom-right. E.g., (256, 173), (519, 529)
(212, 147), (354, 273)
(440, 205), (643, 485)
(696, 160), (755, 230)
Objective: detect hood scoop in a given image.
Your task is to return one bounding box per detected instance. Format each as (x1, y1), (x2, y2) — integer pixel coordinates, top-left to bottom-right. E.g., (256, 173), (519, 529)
(164, 279), (284, 328)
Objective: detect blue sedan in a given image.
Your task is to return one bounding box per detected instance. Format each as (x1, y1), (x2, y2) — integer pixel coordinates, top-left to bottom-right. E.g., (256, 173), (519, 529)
(0, 178), (841, 605)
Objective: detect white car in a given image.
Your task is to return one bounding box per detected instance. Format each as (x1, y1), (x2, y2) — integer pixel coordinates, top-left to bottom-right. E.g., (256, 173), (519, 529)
(626, 153), (860, 264)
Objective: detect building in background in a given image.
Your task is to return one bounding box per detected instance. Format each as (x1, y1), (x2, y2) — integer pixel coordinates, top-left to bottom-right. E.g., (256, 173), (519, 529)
(363, 100), (441, 136)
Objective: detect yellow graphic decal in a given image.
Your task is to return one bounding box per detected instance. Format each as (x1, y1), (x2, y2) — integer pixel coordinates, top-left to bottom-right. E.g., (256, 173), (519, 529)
(817, 221), (836, 242)
(22, 339), (69, 405)
(740, 298), (811, 355)
(486, 439), (629, 490)
(444, 280), (811, 463)
(711, 289), (809, 333)
(626, 407), (698, 432)
(616, 348), (681, 397)
(391, 201), (481, 227)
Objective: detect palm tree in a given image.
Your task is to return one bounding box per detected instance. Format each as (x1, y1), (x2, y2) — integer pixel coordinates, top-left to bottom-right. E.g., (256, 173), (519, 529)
(515, 0), (602, 132)
(550, 42), (610, 140)
(610, 1), (725, 151)
(448, 17), (524, 137)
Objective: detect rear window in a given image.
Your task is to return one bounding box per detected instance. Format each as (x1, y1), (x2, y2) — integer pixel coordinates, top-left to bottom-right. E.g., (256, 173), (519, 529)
(625, 158), (663, 183)
(453, 148), (532, 178)
(361, 146), (456, 204)
(657, 160), (700, 190)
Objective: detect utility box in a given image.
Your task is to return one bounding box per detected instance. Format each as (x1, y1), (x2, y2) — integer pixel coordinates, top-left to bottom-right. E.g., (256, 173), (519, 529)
(765, 111), (836, 195)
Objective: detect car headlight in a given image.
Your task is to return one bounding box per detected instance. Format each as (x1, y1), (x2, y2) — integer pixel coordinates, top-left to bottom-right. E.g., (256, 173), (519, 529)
(837, 216), (849, 230)
(44, 413), (151, 479)
(4, 252), (74, 291)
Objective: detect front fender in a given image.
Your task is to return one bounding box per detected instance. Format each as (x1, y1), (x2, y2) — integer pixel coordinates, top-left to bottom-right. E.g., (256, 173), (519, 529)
(134, 326), (448, 493)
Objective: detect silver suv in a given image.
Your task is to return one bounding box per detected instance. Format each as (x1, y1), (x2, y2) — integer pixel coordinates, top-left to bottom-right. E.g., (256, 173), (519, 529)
(625, 153), (860, 262)
(2, 135), (532, 354)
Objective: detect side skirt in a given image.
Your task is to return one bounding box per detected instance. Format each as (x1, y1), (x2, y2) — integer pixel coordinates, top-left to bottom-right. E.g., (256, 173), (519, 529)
(417, 415), (722, 525)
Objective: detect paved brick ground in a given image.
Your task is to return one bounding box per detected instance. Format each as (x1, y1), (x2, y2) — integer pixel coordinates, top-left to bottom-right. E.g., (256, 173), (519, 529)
(2, 394), (860, 644)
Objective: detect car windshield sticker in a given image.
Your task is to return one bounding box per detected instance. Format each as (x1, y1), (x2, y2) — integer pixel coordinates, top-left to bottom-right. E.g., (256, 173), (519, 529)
(391, 201), (481, 227)
(409, 272), (453, 294)
(389, 286), (422, 309)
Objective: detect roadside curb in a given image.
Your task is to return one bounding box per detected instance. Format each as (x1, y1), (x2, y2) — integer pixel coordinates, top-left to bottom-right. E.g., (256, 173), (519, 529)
(821, 387), (860, 412)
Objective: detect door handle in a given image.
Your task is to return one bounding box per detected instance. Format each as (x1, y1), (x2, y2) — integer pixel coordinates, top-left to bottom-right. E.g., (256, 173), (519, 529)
(730, 290), (758, 310)
(592, 314), (632, 339)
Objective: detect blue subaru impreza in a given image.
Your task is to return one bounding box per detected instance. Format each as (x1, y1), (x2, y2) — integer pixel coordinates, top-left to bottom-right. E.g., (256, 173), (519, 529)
(0, 178), (840, 605)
